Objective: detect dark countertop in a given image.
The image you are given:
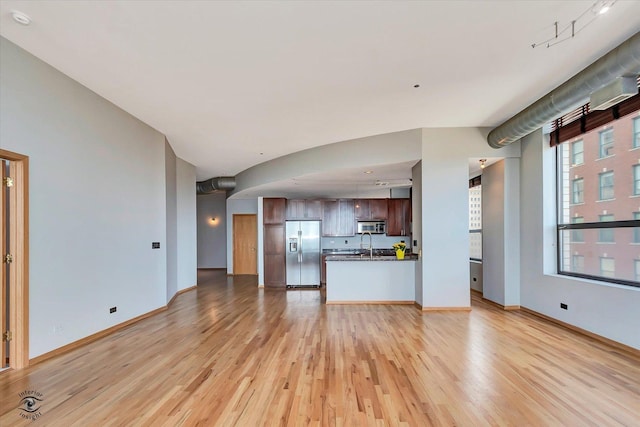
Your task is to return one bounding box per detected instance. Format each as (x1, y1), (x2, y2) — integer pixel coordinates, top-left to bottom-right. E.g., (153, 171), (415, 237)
(325, 253), (417, 261)
(322, 248), (407, 256)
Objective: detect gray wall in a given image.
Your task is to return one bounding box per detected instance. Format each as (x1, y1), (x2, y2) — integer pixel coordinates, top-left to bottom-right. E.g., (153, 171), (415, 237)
(412, 161), (423, 304)
(176, 158), (197, 290)
(419, 128), (521, 309)
(196, 192), (227, 268)
(165, 141), (178, 301)
(482, 159), (521, 307)
(0, 37), (196, 358)
(520, 129), (640, 349)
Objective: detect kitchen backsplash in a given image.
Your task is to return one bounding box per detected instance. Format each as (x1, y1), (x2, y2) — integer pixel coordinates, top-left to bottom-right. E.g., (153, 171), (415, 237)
(321, 235), (409, 251)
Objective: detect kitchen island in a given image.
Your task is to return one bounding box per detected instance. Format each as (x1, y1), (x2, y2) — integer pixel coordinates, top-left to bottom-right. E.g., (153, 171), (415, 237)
(325, 255), (416, 304)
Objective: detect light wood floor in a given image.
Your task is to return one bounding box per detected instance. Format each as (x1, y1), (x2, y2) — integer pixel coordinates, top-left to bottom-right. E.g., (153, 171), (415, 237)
(1, 270), (639, 426)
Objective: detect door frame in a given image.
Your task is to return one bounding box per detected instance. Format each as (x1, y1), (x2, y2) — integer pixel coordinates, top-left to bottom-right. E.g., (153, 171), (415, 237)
(232, 214), (258, 275)
(0, 149), (29, 369)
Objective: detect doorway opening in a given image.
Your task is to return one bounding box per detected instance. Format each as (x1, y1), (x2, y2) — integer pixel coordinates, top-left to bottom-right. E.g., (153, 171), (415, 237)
(0, 149), (29, 370)
(233, 214), (258, 275)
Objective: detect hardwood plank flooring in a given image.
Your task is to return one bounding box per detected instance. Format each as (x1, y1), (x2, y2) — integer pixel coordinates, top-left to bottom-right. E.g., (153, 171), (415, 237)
(1, 270), (639, 426)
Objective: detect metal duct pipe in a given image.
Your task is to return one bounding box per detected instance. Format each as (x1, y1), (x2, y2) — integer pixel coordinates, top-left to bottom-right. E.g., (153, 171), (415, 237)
(196, 176), (236, 194)
(488, 31), (640, 148)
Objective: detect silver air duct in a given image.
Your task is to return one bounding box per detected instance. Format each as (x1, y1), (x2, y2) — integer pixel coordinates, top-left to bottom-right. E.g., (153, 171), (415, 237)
(488, 31), (640, 148)
(196, 177), (236, 194)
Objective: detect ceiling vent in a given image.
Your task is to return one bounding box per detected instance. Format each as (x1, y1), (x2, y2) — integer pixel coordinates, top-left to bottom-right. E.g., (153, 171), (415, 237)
(589, 76), (639, 110)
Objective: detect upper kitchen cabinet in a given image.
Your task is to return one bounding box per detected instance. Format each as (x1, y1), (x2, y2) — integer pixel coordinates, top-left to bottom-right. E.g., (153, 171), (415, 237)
(263, 198), (286, 224)
(355, 199), (388, 220)
(286, 199), (322, 220)
(387, 198), (411, 236)
(322, 199), (355, 236)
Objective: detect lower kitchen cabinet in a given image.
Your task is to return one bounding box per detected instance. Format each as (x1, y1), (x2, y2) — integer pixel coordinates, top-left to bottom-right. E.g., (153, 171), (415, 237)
(263, 224), (286, 287)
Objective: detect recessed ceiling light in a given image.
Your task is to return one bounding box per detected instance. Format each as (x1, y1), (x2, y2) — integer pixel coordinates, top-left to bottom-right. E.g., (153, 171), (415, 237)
(11, 10), (31, 26)
(364, 170), (373, 174)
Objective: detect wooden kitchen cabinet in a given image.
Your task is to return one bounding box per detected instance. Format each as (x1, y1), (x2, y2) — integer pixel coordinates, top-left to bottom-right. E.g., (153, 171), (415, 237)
(263, 198), (286, 225)
(355, 199), (387, 220)
(263, 198), (286, 288)
(387, 198), (411, 236)
(263, 224), (286, 288)
(322, 199), (355, 236)
(286, 199), (322, 220)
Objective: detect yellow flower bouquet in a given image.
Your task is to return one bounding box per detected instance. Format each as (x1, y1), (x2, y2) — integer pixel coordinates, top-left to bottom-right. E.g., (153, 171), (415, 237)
(392, 242), (406, 259)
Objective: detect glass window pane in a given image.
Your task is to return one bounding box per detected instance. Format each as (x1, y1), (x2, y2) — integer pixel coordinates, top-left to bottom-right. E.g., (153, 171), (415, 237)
(571, 216), (584, 242)
(598, 171), (614, 200)
(598, 214), (615, 242)
(572, 140), (584, 165)
(599, 129), (614, 158)
(557, 112), (639, 286)
(600, 257), (615, 278)
(634, 117), (640, 148)
(572, 178), (584, 204)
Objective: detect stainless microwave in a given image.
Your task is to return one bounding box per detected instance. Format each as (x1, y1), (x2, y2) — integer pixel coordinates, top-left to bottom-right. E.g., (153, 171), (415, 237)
(357, 221), (386, 234)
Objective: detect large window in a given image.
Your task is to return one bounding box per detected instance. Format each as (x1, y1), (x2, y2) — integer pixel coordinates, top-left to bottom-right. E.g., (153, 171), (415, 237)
(571, 178), (584, 204)
(557, 112), (640, 287)
(469, 182), (482, 261)
(599, 129), (614, 158)
(634, 117), (640, 148)
(571, 140), (584, 165)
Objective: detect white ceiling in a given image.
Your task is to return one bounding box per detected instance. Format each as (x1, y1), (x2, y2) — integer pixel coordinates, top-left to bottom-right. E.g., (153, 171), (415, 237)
(1, 1), (639, 197)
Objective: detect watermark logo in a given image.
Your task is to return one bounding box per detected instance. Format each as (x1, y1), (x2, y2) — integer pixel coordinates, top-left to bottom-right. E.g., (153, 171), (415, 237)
(17, 390), (44, 421)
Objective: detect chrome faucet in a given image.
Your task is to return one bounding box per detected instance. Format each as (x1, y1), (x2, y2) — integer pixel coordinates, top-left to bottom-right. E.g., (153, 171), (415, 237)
(360, 231), (373, 260)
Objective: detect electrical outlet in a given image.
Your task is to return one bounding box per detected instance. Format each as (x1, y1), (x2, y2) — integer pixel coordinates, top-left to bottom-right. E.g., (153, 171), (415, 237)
(560, 303), (568, 310)
(110, 306), (117, 314)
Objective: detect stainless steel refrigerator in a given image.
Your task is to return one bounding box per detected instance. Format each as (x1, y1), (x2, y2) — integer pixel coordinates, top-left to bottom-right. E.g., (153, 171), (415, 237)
(285, 221), (321, 288)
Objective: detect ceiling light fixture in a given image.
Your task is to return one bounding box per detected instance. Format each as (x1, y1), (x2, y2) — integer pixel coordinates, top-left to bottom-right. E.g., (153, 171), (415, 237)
(364, 170), (373, 174)
(480, 159), (487, 169)
(531, 0), (616, 49)
(11, 10), (31, 26)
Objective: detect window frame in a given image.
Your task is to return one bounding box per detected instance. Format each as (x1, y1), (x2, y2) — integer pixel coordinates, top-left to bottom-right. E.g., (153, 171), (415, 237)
(598, 170), (614, 200)
(571, 216), (584, 242)
(634, 164), (640, 196)
(599, 257), (615, 278)
(571, 177), (584, 204)
(572, 254), (585, 273)
(598, 214), (615, 243)
(571, 139), (584, 165)
(556, 145), (640, 288)
(598, 128), (614, 158)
